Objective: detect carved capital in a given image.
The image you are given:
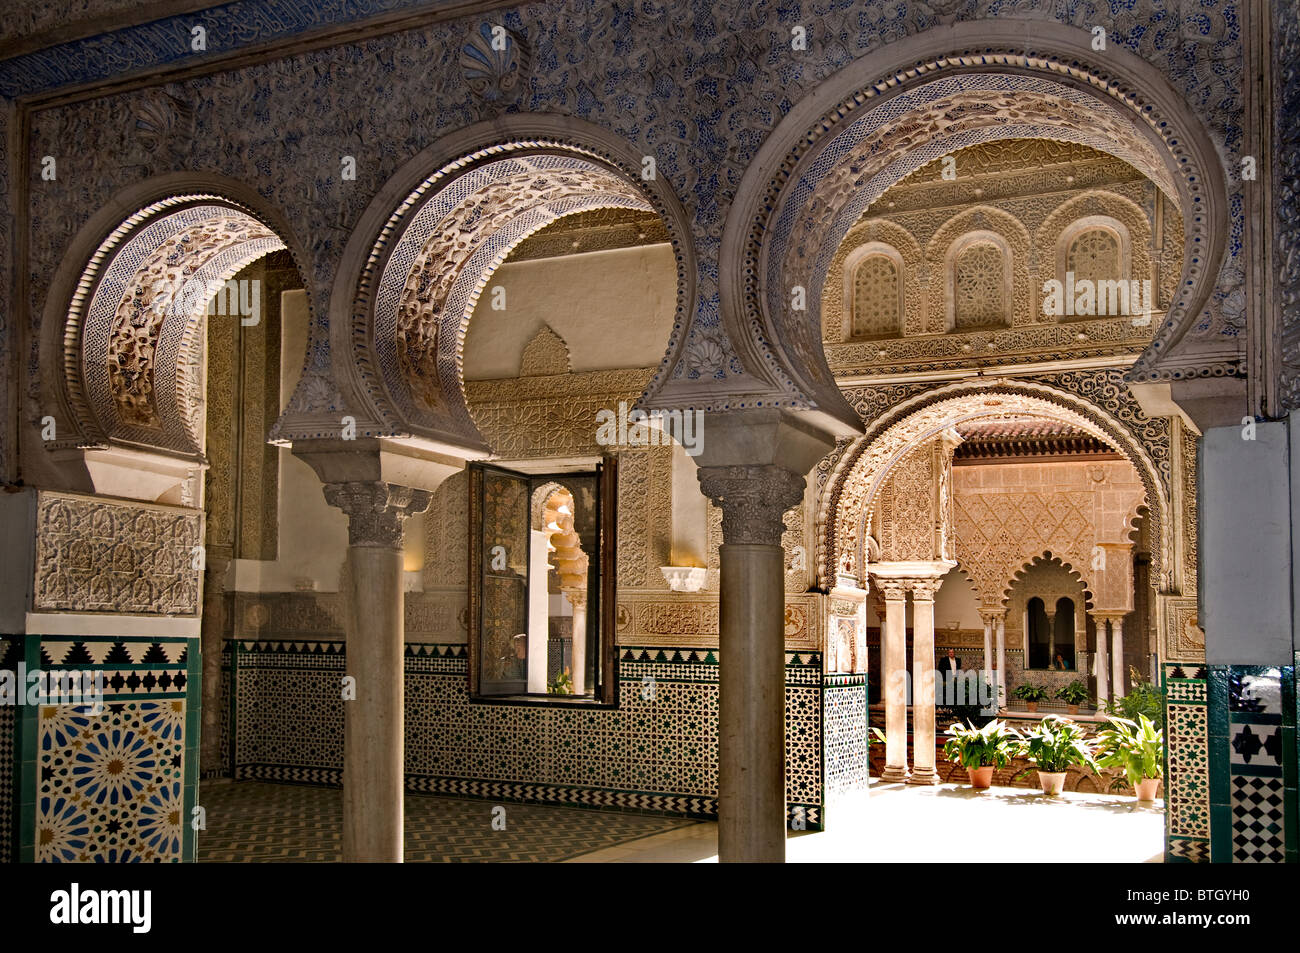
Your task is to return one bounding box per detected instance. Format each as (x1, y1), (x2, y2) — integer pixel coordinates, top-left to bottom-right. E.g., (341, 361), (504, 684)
(322, 481), (432, 549)
(876, 580), (910, 603)
(908, 578), (942, 602)
(697, 464), (805, 546)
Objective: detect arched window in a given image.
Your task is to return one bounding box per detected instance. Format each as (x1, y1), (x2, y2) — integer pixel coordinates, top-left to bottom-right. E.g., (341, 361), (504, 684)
(1066, 228), (1121, 287)
(950, 237), (1009, 330)
(842, 242), (904, 340)
(1052, 597), (1077, 671)
(1027, 597), (1051, 670)
(852, 254), (901, 338)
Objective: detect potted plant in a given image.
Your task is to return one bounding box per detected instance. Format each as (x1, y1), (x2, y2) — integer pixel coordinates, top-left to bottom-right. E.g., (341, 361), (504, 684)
(1105, 668), (1166, 729)
(943, 719), (1021, 790)
(1013, 682), (1049, 713)
(1017, 716), (1098, 795)
(1094, 713), (1164, 801)
(1055, 679), (1091, 716)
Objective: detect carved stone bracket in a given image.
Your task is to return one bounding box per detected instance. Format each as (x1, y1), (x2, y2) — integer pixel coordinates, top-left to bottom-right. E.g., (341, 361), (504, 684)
(322, 481), (432, 549)
(697, 465), (805, 546)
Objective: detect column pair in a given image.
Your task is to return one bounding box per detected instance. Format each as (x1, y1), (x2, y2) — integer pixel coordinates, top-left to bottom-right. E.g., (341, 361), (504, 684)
(1091, 614), (1126, 706)
(877, 578), (941, 785)
(980, 609), (1007, 711)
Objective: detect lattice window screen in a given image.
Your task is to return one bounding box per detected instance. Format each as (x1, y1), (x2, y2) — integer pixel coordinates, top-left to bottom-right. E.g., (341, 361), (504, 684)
(1066, 228), (1121, 286)
(953, 241), (1006, 329)
(851, 254), (900, 338)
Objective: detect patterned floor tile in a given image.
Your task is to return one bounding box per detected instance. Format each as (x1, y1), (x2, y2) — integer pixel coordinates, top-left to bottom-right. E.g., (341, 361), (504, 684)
(196, 781), (696, 862)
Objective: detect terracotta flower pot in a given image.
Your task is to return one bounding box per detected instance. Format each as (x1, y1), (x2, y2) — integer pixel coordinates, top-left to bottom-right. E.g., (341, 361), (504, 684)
(969, 766), (995, 790)
(1038, 771), (1067, 796)
(1067, 704), (1080, 716)
(1135, 777), (1161, 801)
(1026, 701), (1038, 713)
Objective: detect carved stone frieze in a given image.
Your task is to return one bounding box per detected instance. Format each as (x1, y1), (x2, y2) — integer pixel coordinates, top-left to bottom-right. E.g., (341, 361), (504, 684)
(33, 491), (202, 615)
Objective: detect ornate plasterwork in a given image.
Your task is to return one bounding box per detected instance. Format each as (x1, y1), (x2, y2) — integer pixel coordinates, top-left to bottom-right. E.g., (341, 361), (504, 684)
(926, 208), (1030, 330)
(33, 491), (202, 615)
(1276, 1), (1300, 409)
(1039, 193), (1154, 302)
(952, 460), (1145, 607)
(731, 35), (1232, 423)
(342, 139), (683, 450)
(518, 324), (572, 377)
(827, 224), (922, 341)
(61, 197), (285, 458)
(816, 376), (1171, 592)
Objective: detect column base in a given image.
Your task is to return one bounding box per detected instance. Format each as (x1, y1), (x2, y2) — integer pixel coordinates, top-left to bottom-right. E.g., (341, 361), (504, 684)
(907, 768), (940, 785)
(881, 765), (911, 783)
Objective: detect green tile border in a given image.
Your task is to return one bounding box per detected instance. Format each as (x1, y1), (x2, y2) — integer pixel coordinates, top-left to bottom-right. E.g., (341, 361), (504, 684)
(1207, 664), (1231, 863)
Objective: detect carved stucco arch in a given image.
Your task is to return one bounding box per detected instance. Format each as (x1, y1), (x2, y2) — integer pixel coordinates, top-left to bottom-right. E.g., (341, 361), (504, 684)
(41, 174), (311, 464)
(716, 22), (1228, 436)
(825, 220), (925, 341)
(1005, 556), (1093, 640)
(817, 380), (1167, 597)
(275, 116), (695, 452)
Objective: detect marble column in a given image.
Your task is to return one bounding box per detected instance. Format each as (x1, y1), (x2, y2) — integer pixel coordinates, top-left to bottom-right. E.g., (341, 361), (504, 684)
(981, 614), (993, 683)
(1111, 616), (1126, 699)
(1093, 614), (1110, 708)
(1045, 610), (1057, 665)
(908, 578), (941, 785)
(568, 591), (588, 695)
(879, 583), (910, 783)
(995, 614), (1007, 708)
(698, 464), (806, 864)
(322, 481), (432, 863)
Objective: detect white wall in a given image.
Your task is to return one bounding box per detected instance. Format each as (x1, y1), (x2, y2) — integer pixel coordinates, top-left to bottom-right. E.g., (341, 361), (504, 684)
(1203, 420), (1292, 664)
(464, 244), (676, 379)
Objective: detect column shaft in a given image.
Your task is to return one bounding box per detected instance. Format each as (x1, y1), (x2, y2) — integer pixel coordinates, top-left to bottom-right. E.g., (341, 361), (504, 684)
(995, 616), (1007, 708)
(1095, 616), (1110, 707)
(909, 584), (939, 785)
(1111, 618), (1126, 700)
(718, 543), (787, 862)
(881, 591), (910, 783)
(342, 544), (405, 861)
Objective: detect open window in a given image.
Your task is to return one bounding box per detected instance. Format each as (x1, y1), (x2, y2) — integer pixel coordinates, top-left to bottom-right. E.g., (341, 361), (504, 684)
(468, 459), (617, 705)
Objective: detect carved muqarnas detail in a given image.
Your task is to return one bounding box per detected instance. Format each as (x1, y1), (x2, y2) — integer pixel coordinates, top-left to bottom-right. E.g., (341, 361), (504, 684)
(34, 492), (202, 615)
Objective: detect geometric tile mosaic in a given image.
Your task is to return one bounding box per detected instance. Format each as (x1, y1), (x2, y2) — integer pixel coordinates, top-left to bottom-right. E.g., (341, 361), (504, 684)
(1163, 663), (1210, 862)
(228, 640), (829, 829)
(196, 780), (699, 862)
(1230, 775), (1286, 863)
(37, 700), (186, 862)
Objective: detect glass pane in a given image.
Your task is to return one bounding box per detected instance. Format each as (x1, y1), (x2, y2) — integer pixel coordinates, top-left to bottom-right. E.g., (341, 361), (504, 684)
(479, 468), (530, 695)
(530, 475), (599, 698)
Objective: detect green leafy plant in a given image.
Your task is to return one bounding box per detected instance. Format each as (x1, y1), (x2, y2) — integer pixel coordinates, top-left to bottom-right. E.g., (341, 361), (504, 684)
(1016, 716), (1098, 774)
(1093, 714), (1164, 790)
(943, 719), (1021, 770)
(1013, 683), (1049, 703)
(548, 668), (573, 695)
(939, 672), (995, 727)
(1105, 668), (1165, 729)
(868, 726), (886, 746)
(1055, 680), (1091, 706)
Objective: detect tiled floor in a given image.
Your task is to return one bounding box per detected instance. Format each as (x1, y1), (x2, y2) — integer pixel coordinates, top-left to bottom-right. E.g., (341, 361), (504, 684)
(569, 780), (1167, 863)
(197, 780), (697, 862)
(198, 778), (1164, 862)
